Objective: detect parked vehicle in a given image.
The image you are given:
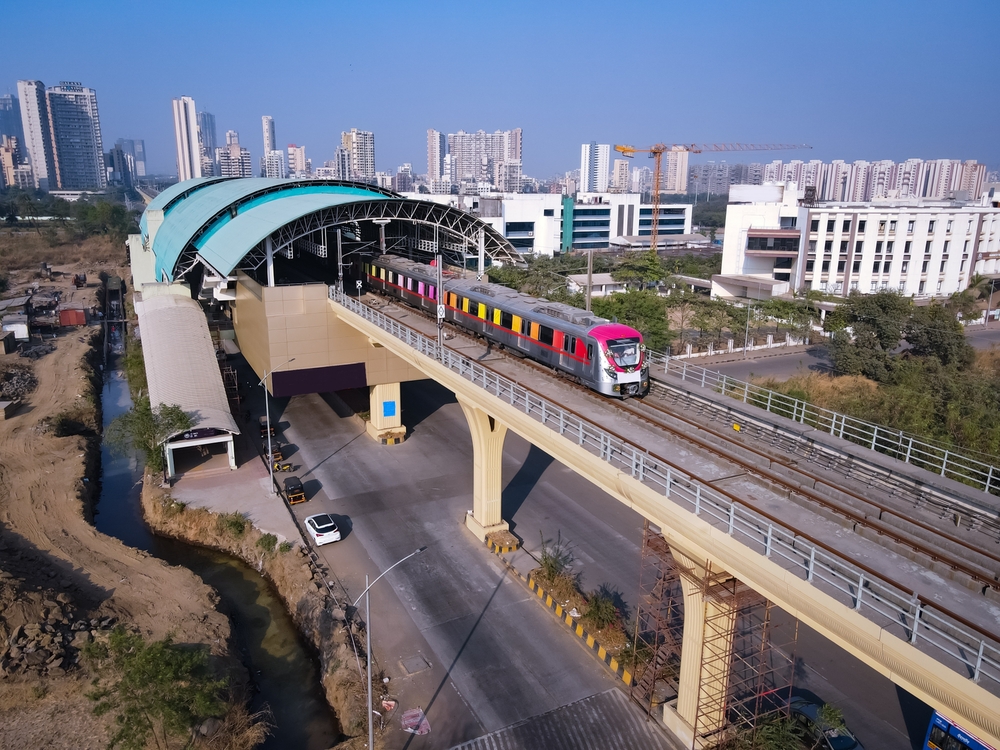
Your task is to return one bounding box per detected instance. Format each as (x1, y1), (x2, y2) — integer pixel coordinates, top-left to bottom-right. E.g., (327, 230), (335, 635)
(259, 415), (275, 440)
(283, 476), (307, 505)
(304, 513), (341, 546)
(73, 273), (86, 288)
(790, 698), (863, 750)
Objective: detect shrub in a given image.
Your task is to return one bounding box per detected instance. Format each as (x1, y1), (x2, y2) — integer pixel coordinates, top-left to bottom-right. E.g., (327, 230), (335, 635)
(582, 590), (619, 631)
(538, 531), (573, 582)
(216, 512), (247, 538)
(256, 533), (278, 553)
(278, 541), (293, 554)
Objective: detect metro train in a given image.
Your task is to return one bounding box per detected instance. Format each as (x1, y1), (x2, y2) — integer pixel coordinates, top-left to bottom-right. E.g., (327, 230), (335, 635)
(362, 254), (650, 398)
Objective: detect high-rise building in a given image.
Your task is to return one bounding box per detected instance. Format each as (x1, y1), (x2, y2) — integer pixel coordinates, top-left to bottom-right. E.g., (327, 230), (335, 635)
(262, 116), (275, 154)
(658, 148), (688, 194)
(114, 138), (138, 186)
(216, 131), (253, 178)
(264, 150), (286, 179)
(0, 94), (24, 145)
(341, 128), (375, 182)
(611, 159), (630, 193)
(45, 82), (106, 190)
(427, 129), (445, 181)
(330, 147), (351, 181)
(393, 163), (413, 193)
(133, 140), (146, 177)
(197, 111), (217, 176)
(172, 96), (201, 181)
(444, 129), (522, 190)
(17, 80), (56, 190)
(580, 142), (610, 193)
(287, 144), (309, 176)
(107, 144), (132, 188)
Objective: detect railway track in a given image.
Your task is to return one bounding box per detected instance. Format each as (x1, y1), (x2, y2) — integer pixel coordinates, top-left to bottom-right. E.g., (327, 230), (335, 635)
(366, 296), (1000, 642)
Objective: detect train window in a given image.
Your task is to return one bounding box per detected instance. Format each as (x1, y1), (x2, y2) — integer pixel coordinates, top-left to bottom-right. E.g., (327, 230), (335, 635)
(511, 314), (522, 333)
(576, 339), (587, 358)
(428, 285), (435, 300)
(447, 292), (457, 307)
(462, 297), (470, 313)
(417, 281), (425, 296)
(563, 335), (575, 353)
(539, 326), (553, 345)
(501, 311), (513, 329)
(379, 268), (386, 281)
(388, 271), (395, 284)
(530, 322), (540, 340)
(553, 331), (564, 350)
(478, 303), (487, 320)
(492, 308), (501, 325)
(587, 344), (594, 360)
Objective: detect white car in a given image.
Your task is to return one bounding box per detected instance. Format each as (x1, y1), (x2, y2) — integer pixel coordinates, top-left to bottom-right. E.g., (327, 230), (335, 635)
(305, 514), (341, 546)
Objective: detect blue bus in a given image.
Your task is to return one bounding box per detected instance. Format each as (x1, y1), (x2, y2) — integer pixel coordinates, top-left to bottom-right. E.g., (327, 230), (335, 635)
(924, 712), (994, 750)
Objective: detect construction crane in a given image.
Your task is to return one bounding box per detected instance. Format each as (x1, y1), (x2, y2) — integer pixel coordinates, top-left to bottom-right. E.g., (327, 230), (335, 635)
(613, 142), (812, 251)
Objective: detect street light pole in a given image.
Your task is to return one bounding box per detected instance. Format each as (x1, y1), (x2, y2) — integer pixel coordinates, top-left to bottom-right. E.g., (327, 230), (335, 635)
(258, 357), (296, 494)
(353, 546), (427, 750)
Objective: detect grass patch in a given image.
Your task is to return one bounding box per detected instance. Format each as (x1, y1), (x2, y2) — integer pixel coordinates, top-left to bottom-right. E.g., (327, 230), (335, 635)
(278, 541), (293, 554)
(256, 533), (278, 553)
(216, 512), (248, 538)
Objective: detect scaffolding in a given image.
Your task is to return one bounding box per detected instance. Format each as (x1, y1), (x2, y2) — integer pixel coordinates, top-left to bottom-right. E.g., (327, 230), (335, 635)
(629, 520), (685, 717)
(219, 363), (240, 412)
(630, 521), (797, 747)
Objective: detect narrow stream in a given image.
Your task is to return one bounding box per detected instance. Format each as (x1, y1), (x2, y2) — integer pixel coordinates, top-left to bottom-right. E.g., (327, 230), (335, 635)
(94, 368), (339, 749)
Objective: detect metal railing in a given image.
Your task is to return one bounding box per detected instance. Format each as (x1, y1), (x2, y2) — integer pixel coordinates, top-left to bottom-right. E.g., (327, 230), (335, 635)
(329, 287), (1000, 695)
(647, 353), (1000, 496)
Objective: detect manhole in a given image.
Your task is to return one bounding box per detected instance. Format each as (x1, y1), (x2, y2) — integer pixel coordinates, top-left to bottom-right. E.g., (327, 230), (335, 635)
(400, 654), (431, 675)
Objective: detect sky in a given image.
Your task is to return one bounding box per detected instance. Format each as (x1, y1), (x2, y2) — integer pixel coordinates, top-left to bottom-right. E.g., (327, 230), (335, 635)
(2, 0), (998, 179)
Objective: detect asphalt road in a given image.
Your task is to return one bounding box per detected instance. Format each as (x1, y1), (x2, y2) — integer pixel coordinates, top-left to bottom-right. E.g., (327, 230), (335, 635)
(701, 322), (1000, 382)
(272, 377), (930, 750)
(276, 384), (635, 749)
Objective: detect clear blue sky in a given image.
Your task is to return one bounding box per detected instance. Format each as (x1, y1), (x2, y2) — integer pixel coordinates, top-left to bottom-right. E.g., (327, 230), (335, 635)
(3, 0), (997, 178)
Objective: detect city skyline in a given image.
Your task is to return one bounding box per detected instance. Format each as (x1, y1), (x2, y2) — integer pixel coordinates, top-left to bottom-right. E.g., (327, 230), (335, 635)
(1, 0), (998, 180)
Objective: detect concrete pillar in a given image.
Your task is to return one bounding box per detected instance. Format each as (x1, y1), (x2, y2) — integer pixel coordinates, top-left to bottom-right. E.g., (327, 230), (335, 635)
(165, 445), (176, 479)
(366, 382), (406, 445)
(458, 396), (509, 540)
(662, 552), (739, 749)
(227, 437), (236, 470)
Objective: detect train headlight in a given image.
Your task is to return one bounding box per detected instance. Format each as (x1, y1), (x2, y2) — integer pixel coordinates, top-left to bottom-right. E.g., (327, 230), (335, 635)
(605, 366), (616, 378)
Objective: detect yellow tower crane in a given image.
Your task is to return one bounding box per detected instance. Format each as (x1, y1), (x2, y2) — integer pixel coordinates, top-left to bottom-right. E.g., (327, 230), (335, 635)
(613, 142), (812, 251)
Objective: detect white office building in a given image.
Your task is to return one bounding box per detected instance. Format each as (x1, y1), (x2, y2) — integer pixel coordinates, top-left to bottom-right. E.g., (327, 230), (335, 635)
(427, 129), (446, 181)
(172, 96), (201, 181)
(580, 142), (610, 193)
(287, 144), (309, 176)
(714, 182), (1000, 301)
(263, 149), (286, 179)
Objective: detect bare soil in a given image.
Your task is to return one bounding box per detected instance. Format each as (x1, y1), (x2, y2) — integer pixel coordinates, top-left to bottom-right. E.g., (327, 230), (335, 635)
(0, 259), (233, 747)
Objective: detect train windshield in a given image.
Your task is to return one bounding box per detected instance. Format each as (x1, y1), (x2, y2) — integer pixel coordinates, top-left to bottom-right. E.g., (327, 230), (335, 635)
(606, 338), (641, 367)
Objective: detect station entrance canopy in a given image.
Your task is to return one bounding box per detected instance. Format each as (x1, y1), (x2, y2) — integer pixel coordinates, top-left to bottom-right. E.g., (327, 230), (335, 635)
(137, 178), (522, 288)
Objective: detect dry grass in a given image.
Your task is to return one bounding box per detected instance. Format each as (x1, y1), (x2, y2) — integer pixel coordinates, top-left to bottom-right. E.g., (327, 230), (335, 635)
(0, 228), (122, 274)
(752, 371), (879, 411)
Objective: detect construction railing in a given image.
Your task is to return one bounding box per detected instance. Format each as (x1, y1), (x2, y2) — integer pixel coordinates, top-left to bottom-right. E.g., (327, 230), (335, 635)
(330, 288), (1000, 696)
(648, 353), (1000, 496)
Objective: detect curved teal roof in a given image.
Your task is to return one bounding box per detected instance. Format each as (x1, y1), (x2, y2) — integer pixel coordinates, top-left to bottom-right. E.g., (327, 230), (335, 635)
(145, 179), (393, 280)
(139, 177), (232, 239)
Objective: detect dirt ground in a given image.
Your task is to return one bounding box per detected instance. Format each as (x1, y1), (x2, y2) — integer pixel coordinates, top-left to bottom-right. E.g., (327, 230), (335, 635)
(0, 261), (232, 747)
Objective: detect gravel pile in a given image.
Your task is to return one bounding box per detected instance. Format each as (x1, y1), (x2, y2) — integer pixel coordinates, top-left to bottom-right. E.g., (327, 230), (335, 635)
(0, 364), (38, 400)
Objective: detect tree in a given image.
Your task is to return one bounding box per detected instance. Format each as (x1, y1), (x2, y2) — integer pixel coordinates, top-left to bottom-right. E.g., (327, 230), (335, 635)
(664, 288), (698, 350)
(105, 397), (192, 472)
(905, 303), (974, 368)
(612, 249), (664, 289)
(591, 290), (673, 351)
(85, 628), (226, 750)
(828, 291), (911, 380)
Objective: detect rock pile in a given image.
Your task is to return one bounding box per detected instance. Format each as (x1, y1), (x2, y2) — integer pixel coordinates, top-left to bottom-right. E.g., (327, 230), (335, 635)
(0, 363), (38, 400)
(1, 595), (116, 678)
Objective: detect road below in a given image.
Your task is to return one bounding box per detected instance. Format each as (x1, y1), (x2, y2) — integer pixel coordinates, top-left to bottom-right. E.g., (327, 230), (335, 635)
(271, 376), (932, 749)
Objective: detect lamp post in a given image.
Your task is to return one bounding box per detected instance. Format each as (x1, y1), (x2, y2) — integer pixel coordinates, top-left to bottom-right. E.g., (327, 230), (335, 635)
(352, 546), (427, 750)
(258, 357), (296, 494)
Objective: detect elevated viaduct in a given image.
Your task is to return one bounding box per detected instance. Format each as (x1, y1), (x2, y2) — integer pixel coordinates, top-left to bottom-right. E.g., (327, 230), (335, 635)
(130, 178), (1000, 747)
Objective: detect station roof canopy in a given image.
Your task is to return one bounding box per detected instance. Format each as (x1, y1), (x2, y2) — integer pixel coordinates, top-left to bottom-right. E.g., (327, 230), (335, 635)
(133, 293), (240, 441)
(140, 178), (522, 282)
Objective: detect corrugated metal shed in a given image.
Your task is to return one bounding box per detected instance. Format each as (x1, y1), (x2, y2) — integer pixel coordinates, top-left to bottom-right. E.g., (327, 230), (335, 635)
(133, 294), (239, 440)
